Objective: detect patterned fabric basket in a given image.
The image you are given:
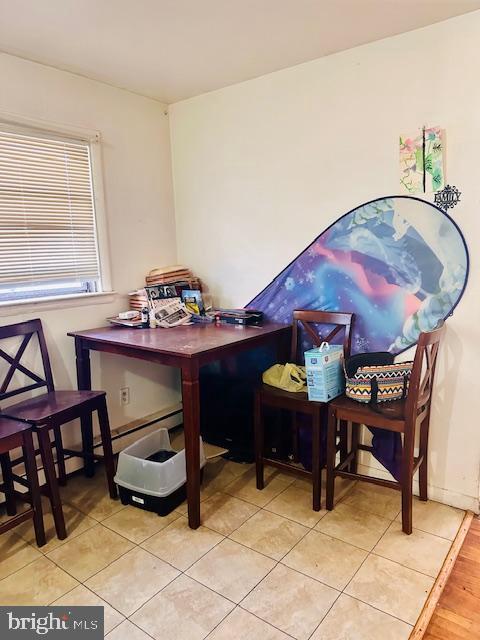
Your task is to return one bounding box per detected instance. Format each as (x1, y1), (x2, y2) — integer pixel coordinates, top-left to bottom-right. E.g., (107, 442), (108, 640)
(345, 361), (413, 404)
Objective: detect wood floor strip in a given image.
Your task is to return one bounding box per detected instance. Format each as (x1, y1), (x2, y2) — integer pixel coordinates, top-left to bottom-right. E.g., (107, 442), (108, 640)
(410, 510), (474, 640)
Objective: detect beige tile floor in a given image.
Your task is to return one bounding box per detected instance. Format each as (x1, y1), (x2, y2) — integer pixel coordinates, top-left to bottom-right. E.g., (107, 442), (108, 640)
(0, 459), (466, 639)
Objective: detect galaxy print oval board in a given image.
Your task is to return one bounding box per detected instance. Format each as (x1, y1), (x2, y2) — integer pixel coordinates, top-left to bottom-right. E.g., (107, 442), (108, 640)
(249, 196), (469, 355)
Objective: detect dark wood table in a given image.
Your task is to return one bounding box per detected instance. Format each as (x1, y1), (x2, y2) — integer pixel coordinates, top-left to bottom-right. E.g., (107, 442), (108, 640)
(68, 322), (291, 528)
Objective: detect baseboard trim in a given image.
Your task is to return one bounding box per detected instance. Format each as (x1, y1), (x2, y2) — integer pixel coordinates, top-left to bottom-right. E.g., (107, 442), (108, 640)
(357, 460), (479, 513)
(94, 403), (183, 454)
(64, 403), (183, 475)
(425, 485), (479, 514)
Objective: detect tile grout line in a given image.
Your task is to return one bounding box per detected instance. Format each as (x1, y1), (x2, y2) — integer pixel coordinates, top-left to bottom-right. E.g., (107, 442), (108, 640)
(50, 581), (128, 633)
(183, 481), (318, 638)
(47, 539), (179, 633)
(390, 515), (462, 542)
(44, 529), (137, 585)
(8, 502), (99, 557)
(223, 480), (318, 556)
(7, 469), (274, 621)
(222, 470), (298, 502)
(135, 482), (315, 637)
(83, 546), (181, 618)
(227, 498), (332, 638)
(329, 508), (434, 628)
(128, 491), (456, 635)
(46, 549), (153, 611)
(147, 524), (227, 574)
(224, 472), (328, 552)
(198, 470), (321, 535)
(0, 479), (362, 607)
(305, 591), (342, 640)
(312, 521), (388, 555)
(61, 496), (127, 523)
(43, 538), (160, 610)
(69, 486), (459, 566)
(234, 606), (300, 640)
(0, 550), (44, 584)
(368, 550), (442, 581)
(233, 508), (343, 640)
(119, 511), (183, 547)
(304, 505), (429, 635)
(337, 520), (394, 595)
(125, 570), (239, 635)
(124, 533), (236, 623)
(103, 506), (423, 635)
(0, 467), (465, 638)
(261, 504), (325, 529)
(122, 618), (157, 640)
(339, 592), (416, 628)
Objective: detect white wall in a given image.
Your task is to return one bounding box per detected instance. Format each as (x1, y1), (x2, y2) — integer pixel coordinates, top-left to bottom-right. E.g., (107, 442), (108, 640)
(0, 52), (181, 450)
(170, 12), (480, 511)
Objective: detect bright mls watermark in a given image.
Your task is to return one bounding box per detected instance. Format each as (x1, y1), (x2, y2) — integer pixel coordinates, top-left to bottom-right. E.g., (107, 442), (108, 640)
(0, 607), (103, 638)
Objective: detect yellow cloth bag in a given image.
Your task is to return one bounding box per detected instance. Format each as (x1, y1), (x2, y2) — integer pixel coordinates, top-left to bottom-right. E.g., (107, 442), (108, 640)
(262, 363), (307, 392)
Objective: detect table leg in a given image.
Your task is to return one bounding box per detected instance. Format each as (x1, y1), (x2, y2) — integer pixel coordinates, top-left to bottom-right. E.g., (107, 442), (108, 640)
(182, 360), (201, 529)
(276, 327), (291, 363)
(312, 409), (321, 511)
(75, 337), (95, 478)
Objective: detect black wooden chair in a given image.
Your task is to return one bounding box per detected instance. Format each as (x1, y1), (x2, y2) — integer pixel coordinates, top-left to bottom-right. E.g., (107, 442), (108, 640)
(326, 323), (445, 534)
(254, 310), (354, 511)
(0, 415), (45, 546)
(0, 319), (117, 540)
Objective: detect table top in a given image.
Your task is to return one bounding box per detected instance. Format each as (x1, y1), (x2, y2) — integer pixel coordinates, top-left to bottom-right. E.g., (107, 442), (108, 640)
(68, 322), (290, 359)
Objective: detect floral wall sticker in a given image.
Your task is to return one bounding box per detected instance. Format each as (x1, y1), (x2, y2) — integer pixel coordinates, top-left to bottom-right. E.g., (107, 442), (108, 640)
(399, 126), (445, 194)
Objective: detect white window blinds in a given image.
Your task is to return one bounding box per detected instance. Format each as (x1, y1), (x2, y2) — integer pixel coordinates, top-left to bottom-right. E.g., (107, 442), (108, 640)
(0, 126), (101, 287)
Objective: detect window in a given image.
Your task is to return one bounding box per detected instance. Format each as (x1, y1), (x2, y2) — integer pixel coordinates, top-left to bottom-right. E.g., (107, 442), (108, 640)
(0, 122), (103, 303)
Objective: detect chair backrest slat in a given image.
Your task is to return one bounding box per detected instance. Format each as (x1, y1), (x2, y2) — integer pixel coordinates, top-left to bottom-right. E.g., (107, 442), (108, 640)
(1, 382), (47, 401)
(406, 322), (445, 421)
(298, 320), (323, 348)
(0, 319), (54, 401)
(0, 333), (32, 393)
(290, 310), (354, 363)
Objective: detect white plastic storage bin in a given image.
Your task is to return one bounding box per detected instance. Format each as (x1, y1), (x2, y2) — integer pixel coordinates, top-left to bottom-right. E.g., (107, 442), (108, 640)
(114, 428), (206, 516)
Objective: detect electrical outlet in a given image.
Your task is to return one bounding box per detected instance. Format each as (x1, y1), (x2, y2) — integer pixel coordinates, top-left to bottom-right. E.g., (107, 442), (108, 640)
(120, 387), (130, 405)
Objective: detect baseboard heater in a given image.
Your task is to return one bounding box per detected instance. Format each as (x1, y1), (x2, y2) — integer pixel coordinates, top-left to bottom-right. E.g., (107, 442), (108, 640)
(92, 405), (183, 453)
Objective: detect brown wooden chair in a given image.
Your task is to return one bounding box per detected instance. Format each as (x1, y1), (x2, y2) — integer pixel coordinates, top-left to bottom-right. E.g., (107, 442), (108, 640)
(254, 310), (354, 511)
(0, 319), (117, 540)
(0, 416), (45, 546)
(325, 322), (445, 534)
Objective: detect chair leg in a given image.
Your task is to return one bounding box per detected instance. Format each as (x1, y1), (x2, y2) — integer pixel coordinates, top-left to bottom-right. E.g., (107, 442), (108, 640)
(53, 425), (67, 487)
(350, 422), (359, 474)
(291, 412), (299, 463)
(97, 398), (118, 500)
(254, 391), (265, 490)
(37, 428), (67, 540)
(0, 452), (17, 516)
(23, 431), (46, 547)
(326, 407), (336, 510)
(80, 413), (95, 478)
(401, 429), (415, 535)
(418, 414), (430, 502)
(312, 410), (321, 511)
(339, 419), (348, 464)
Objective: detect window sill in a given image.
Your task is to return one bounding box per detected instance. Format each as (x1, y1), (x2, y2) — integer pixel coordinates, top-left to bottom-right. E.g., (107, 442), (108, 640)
(0, 291), (118, 316)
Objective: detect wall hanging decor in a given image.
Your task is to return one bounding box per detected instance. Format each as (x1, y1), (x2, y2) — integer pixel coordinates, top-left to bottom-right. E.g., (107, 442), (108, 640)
(434, 184), (461, 211)
(399, 126), (445, 194)
(201, 197), (468, 466)
(246, 196), (468, 477)
(248, 196), (469, 356)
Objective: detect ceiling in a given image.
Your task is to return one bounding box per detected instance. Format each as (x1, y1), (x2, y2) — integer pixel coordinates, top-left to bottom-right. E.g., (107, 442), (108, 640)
(1, 0), (479, 103)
